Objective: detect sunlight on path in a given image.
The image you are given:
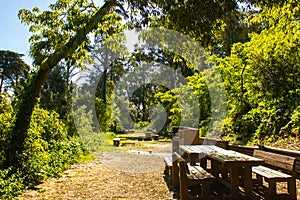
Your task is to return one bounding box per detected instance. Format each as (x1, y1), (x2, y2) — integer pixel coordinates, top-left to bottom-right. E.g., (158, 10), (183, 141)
(18, 143), (174, 200)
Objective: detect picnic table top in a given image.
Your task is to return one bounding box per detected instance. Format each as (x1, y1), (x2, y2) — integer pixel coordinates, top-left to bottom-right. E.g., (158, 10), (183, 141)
(180, 145), (264, 165)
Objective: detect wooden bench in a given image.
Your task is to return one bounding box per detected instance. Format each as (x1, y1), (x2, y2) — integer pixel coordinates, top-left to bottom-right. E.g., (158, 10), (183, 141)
(153, 134), (159, 141)
(163, 155), (173, 183)
(252, 149), (297, 200)
(113, 138), (120, 146)
(173, 152), (215, 200)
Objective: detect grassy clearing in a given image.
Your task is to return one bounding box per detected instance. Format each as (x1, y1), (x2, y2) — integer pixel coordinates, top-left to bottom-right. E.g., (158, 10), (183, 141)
(81, 131), (172, 154)
(80, 132), (117, 152)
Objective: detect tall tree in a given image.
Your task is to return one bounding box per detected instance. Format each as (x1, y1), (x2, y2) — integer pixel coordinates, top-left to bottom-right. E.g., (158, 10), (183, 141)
(7, 0), (127, 168)
(7, 0), (163, 168)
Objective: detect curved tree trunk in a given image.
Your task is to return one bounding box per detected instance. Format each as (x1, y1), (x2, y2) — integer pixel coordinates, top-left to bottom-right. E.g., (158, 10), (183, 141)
(6, 0), (117, 168)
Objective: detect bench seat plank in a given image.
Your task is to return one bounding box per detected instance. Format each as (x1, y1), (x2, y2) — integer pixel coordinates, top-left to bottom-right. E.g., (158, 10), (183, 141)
(252, 165), (292, 180)
(163, 155), (173, 183)
(188, 164), (215, 180)
(163, 156), (172, 167)
(173, 152), (215, 199)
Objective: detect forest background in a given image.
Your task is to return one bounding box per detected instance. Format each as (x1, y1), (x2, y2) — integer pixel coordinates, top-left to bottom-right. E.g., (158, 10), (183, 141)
(0, 0), (299, 198)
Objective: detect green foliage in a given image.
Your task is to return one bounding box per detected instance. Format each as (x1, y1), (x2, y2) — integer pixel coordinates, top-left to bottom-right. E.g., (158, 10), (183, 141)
(154, 0), (237, 48)
(41, 65), (70, 118)
(153, 77), (211, 137)
(72, 104), (100, 152)
(112, 95), (135, 131)
(215, 0), (300, 144)
(0, 96), (14, 166)
(0, 168), (24, 198)
(95, 97), (113, 132)
(290, 107), (300, 136)
(10, 0), (122, 168)
(0, 50), (30, 95)
(0, 99), (86, 198)
(154, 90), (180, 137)
(20, 106), (85, 186)
(282, 106), (300, 138)
(134, 121), (150, 130)
(187, 73), (211, 135)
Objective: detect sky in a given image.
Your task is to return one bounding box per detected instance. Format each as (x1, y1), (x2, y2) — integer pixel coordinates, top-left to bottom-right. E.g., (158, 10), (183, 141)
(0, 0), (55, 66)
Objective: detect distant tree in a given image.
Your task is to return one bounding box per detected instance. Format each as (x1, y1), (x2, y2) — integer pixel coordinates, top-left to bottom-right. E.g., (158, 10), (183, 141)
(40, 63), (71, 118)
(0, 50), (30, 95)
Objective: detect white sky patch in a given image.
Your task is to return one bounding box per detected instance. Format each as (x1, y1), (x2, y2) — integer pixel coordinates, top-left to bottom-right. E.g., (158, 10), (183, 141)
(124, 30), (144, 53)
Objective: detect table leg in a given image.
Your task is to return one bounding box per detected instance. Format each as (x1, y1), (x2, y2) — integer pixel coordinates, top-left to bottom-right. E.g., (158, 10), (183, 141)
(189, 153), (198, 165)
(243, 165), (255, 199)
(200, 157), (207, 170)
(230, 165), (240, 199)
(221, 165), (229, 182)
(266, 180), (277, 199)
(288, 177), (296, 200)
(211, 159), (219, 178)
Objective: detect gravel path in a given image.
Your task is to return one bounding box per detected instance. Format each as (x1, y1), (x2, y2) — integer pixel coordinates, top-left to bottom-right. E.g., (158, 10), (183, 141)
(16, 141), (300, 199)
(18, 142), (175, 200)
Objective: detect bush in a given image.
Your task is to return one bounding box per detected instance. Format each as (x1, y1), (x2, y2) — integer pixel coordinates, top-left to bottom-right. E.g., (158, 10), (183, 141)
(0, 102), (87, 198)
(134, 121), (150, 130)
(290, 107), (300, 137)
(0, 168), (24, 198)
(281, 106), (300, 138)
(0, 96), (14, 166)
(20, 106), (85, 186)
(95, 98), (113, 132)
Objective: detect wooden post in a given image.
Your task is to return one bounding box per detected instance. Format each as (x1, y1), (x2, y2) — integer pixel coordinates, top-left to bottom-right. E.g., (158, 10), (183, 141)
(172, 136), (179, 153)
(172, 153), (180, 189)
(178, 160), (190, 200)
(113, 138), (120, 146)
(258, 144), (265, 150)
(288, 171), (297, 200)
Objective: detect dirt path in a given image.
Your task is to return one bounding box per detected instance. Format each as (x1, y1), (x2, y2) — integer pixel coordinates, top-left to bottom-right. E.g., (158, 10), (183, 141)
(17, 143), (175, 200)
(17, 142), (300, 199)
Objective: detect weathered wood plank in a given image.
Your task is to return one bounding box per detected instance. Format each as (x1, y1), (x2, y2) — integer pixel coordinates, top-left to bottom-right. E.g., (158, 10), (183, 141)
(253, 150), (295, 171)
(252, 150), (297, 200)
(253, 165), (292, 180)
(173, 152), (215, 199)
(163, 156), (172, 167)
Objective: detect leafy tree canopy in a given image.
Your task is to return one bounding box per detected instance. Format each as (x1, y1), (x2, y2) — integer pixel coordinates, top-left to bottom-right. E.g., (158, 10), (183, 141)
(0, 50), (30, 94)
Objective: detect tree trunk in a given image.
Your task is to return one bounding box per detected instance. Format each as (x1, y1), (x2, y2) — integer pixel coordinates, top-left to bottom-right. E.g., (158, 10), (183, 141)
(0, 76), (3, 93)
(7, 67), (51, 167)
(6, 0), (116, 168)
(102, 68), (107, 104)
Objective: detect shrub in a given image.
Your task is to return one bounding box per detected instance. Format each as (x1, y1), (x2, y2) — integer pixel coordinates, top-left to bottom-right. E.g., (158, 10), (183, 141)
(20, 106), (85, 187)
(134, 121), (150, 130)
(0, 96), (14, 166)
(0, 168), (24, 198)
(290, 107), (300, 137)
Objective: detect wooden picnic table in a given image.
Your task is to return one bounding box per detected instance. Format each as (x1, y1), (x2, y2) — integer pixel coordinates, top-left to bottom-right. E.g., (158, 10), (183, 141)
(179, 145), (264, 199)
